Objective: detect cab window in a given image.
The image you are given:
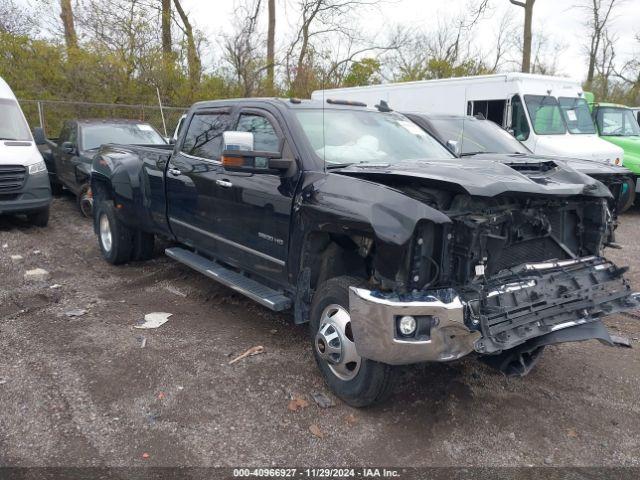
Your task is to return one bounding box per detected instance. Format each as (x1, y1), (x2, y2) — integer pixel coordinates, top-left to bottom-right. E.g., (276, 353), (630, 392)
(236, 114), (280, 152)
(181, 112), (231, 160)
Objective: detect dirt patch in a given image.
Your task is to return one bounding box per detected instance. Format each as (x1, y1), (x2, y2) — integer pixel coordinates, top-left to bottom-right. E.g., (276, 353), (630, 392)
(1, 194), (639, 467)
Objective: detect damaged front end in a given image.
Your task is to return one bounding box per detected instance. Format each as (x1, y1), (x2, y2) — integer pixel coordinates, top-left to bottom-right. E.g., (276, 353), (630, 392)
(349, 192), (640, 366)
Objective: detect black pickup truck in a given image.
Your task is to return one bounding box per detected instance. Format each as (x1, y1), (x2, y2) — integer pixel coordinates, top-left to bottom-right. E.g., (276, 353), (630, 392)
(91, 98), (639, 406)
(39, 119), (166, 216)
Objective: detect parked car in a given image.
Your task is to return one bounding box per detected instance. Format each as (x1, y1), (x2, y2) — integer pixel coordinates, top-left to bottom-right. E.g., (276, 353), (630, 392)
(37, 119), (166, 216)
(0, 76), (51, 226)
(405, 112), (637, 212)
(312, 73), (624, 164)
(586, 96), (640, 195)
(90, 98), (638, 406)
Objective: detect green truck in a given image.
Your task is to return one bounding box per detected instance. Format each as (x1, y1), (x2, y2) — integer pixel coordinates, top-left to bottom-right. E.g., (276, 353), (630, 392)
(586, 92), (640, 202)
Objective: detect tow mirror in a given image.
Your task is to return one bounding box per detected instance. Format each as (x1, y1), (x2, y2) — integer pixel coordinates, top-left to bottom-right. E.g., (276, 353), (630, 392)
(32, 127), (46, 145)
(221, 149), (293, 174)
(446, 140), (461, 156)
(61, 141), (75, 154)
(221, 131), (292, 174)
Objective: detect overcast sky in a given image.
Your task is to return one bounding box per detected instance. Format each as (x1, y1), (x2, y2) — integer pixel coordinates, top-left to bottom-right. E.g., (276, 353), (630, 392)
(179, 0), (640, 82)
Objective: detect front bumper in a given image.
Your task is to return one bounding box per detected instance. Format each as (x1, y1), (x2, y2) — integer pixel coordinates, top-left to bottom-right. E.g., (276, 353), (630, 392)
(349, 256), (639, 365)
(0, 171), (52, 215)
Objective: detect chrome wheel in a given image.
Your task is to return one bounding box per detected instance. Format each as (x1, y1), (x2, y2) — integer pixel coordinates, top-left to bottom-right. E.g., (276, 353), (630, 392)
(99, 214), (112, 253)
(315, 304), (361, 381)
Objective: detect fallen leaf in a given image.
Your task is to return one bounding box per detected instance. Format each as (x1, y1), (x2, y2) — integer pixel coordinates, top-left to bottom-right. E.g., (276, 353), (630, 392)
(345, 413), (358, 426)
(309, 424), (324, 439)
(288, 396), (309, 412)
(567, 428), (578, 438)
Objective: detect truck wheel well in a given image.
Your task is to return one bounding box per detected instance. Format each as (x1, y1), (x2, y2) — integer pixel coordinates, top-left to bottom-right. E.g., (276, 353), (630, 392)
(294, 231), (372, 324)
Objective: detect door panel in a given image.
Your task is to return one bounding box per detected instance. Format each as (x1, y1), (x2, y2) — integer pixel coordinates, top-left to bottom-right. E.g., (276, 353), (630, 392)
(166, 110), (231, 254)
(213, 110), (296, 281)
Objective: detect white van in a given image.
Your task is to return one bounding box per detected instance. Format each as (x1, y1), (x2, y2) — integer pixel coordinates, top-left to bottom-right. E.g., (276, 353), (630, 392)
(0, 77), (51, 226)
(312, 73), (624, 165)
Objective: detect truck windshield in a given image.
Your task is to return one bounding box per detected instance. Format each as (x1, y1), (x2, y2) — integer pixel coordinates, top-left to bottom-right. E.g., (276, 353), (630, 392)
(596, 107), (640, 136)
(524, 95), (566, 135)
(294, 109), (453, 165)
(558, 97), (596, 134)
(0, 99), (32, 141)
(81, 123), (165, 150)
(427, 117), (530, 155)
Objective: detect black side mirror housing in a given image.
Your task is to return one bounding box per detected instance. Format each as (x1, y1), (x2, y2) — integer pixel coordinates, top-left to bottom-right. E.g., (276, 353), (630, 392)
(221, 149), (293, 174)
(61, 141), (75, 154)
(32, 127), (46, 145)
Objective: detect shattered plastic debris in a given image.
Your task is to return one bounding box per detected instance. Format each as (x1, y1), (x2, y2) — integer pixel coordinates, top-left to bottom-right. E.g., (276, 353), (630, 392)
(311, 392), (335, 409)
(136, 336), (147, 348)
(288, 396), (309, 412)
(134, 312), (172, 329)
(49, 284), (62, 289)
(24, 268), (50, 282)
(228, 345), (265, 364)
(65, 309), (87, 317)
(10, 255), (23, 263)
(165, 285), (187, 297)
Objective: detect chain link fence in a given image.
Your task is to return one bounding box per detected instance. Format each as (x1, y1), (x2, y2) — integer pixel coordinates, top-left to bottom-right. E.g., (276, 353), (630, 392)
(19, 99), (188, 138)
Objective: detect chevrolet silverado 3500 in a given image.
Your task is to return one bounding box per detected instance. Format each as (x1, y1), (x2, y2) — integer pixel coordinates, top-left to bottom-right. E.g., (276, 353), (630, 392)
(90, 98), (639, 406)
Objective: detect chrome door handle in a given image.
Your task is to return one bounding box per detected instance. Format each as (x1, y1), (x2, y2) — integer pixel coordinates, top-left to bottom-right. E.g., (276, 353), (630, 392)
(168, 168), (182, 176)
(216, 179), (233, 188)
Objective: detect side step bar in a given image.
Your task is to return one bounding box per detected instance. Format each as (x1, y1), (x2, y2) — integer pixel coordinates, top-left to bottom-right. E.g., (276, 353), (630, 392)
(165, 247), (292, 312)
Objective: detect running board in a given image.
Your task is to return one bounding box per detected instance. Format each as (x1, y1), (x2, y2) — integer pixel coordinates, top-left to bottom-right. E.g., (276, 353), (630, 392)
(165, 247), (292, 311)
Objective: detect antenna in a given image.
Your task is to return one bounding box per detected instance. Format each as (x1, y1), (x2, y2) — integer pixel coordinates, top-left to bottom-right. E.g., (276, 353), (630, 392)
(156, 86), (168, 137)
(461, 86), (468, 157)
(322, 73), (326, 170)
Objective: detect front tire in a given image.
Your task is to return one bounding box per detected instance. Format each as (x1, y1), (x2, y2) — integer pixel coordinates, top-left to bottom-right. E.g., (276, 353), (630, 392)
(310, 276), (397, 407)
(95, 201), (133, 265)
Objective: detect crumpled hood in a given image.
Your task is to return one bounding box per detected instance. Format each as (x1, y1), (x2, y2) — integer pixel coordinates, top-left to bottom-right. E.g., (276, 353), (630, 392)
(333, 157), (613, 199)
(470, 152), (632, 176)
(0, 141), (43, 167)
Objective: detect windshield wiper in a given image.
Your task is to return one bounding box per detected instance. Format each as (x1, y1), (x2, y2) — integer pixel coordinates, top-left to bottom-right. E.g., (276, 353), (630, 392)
(0, 137), (19, 141)
(460, 151), (496, 156)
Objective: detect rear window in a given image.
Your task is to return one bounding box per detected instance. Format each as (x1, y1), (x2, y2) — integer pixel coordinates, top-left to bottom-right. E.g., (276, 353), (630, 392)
(0, 99), (32, 141)
(181, 112), (232, 160)
(81, 123), (165, 150)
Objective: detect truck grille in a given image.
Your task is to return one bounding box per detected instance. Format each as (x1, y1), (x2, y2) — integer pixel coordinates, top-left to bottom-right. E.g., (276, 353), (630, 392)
(0, 165), (27, 192)
(488, 237), (567, 275)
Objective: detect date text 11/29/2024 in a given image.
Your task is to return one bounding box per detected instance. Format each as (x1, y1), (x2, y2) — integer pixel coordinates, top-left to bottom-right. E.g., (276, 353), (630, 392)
(233, 468), (401, 478)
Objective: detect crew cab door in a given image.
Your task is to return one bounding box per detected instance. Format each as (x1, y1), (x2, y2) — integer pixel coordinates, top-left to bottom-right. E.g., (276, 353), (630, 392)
(56, 121), (79, 189)
(165, 108), (232, 255)
(213, 108), (297, 281)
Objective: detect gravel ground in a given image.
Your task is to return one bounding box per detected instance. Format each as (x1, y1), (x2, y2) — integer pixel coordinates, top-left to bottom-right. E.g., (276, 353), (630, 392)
(1, 194), (639, 468)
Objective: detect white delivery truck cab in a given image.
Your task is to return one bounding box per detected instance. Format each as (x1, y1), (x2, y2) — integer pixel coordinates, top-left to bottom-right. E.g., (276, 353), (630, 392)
(0, 76), (51, 226)
(312, 73), (624, 164)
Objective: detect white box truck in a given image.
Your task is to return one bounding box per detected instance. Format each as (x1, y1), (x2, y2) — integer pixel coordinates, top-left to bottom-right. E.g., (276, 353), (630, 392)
(0, 77), (51, 226)
(312, 73), (624, 165)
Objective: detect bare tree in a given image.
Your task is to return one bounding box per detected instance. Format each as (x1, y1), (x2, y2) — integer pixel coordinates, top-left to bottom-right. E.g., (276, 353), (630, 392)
(222, 0), (265, 96)
(509, 0), (535, 73)
(161, 0), (172, 64)
(60, 0), (78, 51)
(173, 0), (201, 89)
(266, 0), (276, 94)
(0, 0), (39, 35)
(580, 0), (619, 88)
